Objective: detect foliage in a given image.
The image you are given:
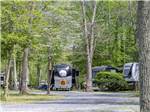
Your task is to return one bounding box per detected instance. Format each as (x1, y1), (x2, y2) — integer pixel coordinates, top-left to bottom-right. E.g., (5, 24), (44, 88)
(1, 1), (138, 89)
(93, 1), (137, 66)
(95, 72), (128, 91)
(71, 1), (138, 77)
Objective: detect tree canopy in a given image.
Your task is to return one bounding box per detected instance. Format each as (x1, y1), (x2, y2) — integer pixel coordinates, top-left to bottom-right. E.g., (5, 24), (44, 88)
(1, 0), (137, 88)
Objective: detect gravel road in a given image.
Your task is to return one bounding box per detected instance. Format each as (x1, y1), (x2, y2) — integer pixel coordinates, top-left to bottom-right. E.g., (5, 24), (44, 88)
(0, 91), (139, 112)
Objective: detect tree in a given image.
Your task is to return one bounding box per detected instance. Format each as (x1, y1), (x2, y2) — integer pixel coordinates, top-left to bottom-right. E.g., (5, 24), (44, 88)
(20, 1), (34, 94)
(137, 1), (150, 112)
(18, 1), (43, 94)
(1, 1), (44, 95)
(81, 0), (97, 91)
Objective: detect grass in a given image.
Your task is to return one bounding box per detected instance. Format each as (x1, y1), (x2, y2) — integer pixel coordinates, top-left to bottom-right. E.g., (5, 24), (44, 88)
(135, 91), (140, 97)
(0, 89), (64, 104)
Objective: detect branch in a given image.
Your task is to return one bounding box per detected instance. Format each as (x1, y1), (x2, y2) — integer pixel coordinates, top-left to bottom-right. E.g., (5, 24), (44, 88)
(90, 0), (97, 59)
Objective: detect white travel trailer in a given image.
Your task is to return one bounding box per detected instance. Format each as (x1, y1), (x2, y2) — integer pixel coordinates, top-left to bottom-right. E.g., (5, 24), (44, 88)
(123, 63), (139, 83)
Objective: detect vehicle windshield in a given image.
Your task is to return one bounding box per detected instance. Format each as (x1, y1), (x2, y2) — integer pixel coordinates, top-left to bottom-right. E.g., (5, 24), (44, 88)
(56, 66), (69, 71)
(55, 64), (70, 71)
(92, 71), (98, 78)
(124, 68), (130, 76)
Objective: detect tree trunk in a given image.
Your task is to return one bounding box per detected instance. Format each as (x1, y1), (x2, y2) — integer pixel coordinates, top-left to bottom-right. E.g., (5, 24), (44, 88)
(20, 48), (29, 94)
(86, 56), (93, 91)
(47, 69), (51, 94)
(3, 55), (12, 100)
(47, 46), (53, 94)
(137, 1), (150, 112)
(9, 65), (13, 89)
(18, 61), (22, 91)
(47, 60), (53, 94)
(13, 56), (18, 90)
(36, 64), (41, 87)
(9, 45), (18, 90)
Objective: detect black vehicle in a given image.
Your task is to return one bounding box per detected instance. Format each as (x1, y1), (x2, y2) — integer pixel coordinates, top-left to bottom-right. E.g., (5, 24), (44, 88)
(50, 64), (79, 90)
(92, 65), (119, 78)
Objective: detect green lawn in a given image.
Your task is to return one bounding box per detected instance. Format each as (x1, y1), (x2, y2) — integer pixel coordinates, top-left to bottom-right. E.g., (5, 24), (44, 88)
(0, 89), (64, 104)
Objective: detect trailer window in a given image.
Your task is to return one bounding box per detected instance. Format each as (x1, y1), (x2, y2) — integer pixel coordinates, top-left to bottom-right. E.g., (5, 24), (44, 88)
(110, 69), (116, 73)
(1, 77), (4, 81)
(124, 69), (130, 76)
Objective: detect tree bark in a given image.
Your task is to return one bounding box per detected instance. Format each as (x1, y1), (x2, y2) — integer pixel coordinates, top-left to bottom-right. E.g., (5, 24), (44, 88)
(47, 61), (53, 94)
(36, 64), (41, 87)
(47, 46), (53, 94)
(13, 55), (18, 90)
(9, 45), (18, 90)
(20, 48), (29, 94)
(18, 61), (22, 91)
(137, 1), (150, 112)
(9, 65), (13, 89)
(3, 54), (13, 100)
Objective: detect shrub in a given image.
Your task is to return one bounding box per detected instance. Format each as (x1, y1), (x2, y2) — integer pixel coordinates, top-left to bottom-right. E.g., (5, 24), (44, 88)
(95, 72), (128, 91)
